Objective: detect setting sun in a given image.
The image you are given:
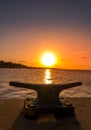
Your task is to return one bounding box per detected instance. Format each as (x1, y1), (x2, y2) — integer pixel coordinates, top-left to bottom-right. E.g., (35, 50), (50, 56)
(41, 52), (56, 67)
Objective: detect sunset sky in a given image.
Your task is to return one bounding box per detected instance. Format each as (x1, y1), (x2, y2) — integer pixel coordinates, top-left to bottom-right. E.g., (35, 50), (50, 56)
(0, 0), (91, 70)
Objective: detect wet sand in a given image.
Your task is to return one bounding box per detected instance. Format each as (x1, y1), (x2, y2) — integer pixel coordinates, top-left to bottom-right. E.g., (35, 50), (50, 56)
(0, 98), (91, 130)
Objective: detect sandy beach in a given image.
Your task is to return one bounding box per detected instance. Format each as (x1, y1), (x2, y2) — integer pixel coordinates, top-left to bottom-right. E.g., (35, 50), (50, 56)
(0, 98), (91, 130)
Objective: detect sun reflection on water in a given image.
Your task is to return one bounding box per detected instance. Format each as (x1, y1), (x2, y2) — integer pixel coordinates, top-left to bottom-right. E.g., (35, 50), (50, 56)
(44, 69), (52, 84)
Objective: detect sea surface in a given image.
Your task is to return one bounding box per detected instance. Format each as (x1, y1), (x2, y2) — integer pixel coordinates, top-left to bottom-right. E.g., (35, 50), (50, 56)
(0, 68), (91, 98)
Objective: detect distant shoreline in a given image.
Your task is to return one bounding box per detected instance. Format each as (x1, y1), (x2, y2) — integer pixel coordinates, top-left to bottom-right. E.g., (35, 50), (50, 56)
(0, 60), (28, 68)
(0, 60), (91, 71)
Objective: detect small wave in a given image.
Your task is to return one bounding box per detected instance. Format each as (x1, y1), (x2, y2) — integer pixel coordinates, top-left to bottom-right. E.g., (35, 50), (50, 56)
(85, 81), (91, 86)
(0, 80), (10, 83)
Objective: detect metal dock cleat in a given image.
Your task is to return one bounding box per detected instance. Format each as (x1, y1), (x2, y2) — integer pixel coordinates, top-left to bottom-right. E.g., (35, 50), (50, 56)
(9, 81), (82, 118)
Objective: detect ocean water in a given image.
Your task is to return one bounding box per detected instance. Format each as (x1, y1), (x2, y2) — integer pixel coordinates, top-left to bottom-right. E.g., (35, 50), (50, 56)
(0, 68), (91, 98)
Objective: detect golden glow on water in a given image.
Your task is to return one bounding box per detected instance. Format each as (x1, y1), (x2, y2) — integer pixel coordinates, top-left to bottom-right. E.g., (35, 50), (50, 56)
(44, 69), (52, 84)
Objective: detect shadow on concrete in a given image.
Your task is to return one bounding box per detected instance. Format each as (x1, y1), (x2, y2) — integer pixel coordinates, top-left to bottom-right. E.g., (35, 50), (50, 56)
(11, 111), (83, 130)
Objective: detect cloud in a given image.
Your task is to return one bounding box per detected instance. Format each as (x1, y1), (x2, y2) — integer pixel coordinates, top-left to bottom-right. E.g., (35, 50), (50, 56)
(61, 59), (65, 61)
(19, 61), (27, 63)
(81, 57), (88, 60)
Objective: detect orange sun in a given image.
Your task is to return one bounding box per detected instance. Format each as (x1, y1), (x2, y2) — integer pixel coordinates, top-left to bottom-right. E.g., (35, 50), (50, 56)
(41, 52), (56, 67)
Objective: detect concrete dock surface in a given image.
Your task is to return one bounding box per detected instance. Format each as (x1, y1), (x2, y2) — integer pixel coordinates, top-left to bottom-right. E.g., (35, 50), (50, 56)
(0, 98), (91, 130)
